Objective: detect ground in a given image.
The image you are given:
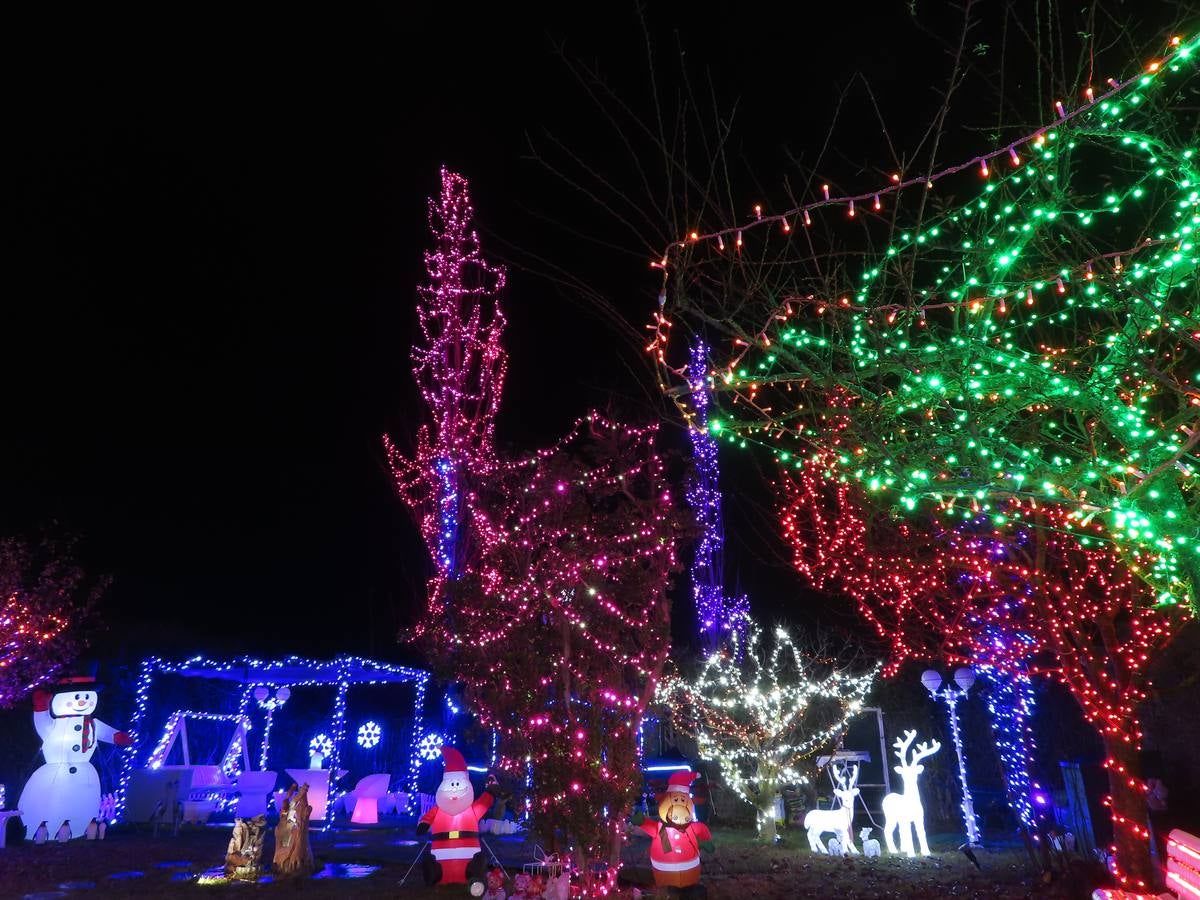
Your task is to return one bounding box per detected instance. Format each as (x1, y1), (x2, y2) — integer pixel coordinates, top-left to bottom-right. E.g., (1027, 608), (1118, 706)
(5, 823), (1095, 899)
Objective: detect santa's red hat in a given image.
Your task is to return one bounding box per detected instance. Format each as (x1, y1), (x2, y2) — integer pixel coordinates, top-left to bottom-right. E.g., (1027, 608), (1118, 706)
(667, 771), (698, 792)
(441, 745), (468, 777)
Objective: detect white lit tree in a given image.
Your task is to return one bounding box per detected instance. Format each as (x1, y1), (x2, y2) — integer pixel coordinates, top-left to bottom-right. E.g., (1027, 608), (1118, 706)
(660, 619), (878, 842)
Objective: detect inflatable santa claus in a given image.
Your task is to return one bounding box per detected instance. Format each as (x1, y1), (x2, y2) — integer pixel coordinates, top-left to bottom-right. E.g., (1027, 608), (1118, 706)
(417, 746), (493, 895)
(18, 676), (131, 840)
(633, 770), (713, 897)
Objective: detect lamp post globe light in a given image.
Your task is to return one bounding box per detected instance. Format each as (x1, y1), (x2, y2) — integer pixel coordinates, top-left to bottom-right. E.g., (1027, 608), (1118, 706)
(922, 667), (981, 846)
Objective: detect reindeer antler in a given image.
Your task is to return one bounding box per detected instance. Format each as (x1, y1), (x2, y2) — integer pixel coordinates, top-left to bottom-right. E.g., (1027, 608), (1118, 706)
(910, 739), (941, 765)
(829, 761), (861, 791)
(892, 729), (917, 762)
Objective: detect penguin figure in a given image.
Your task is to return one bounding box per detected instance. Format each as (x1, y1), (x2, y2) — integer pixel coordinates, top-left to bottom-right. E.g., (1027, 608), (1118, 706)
(85, 818), (99, 840)
(56, 820), (73, 842)
(33, 821), (49, 844)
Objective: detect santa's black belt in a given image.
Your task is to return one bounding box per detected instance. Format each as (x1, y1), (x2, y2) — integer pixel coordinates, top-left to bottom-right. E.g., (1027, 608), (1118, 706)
(431, 831), (480, 840)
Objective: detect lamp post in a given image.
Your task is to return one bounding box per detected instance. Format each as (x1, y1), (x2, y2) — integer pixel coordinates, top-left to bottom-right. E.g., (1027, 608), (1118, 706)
(922, 667), (981, 846)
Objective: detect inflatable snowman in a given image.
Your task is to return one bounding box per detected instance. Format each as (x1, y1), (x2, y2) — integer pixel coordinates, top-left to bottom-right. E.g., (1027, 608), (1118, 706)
(18, 676), (131, 840)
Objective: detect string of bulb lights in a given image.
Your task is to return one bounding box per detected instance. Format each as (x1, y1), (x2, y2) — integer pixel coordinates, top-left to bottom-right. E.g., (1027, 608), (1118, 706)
(652, 32), (1199, 619)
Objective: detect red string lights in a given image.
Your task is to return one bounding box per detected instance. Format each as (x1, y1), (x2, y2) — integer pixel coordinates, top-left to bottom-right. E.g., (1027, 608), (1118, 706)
(0, 537), (104, 708)
(778, 459), (1190, 889)
(650, 34), (1193, 271)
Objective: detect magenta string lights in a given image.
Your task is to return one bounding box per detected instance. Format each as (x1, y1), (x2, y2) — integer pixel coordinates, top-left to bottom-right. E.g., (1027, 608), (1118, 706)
(387, 170), (685, 895)
(385, 167), (507, 582)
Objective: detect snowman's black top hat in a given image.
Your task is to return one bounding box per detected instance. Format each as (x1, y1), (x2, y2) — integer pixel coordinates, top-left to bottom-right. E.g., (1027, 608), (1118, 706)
(51, 675), (102, 692)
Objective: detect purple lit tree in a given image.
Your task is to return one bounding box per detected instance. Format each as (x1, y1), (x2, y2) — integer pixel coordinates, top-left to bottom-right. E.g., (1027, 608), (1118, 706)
(686, 340), (748, 650)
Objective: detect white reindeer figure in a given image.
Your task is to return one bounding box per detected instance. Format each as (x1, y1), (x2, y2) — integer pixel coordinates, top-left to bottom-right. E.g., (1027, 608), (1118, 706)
(859, 826), (881, 857)
(881, 730), (941, 857)
(803, 762), (860, 854)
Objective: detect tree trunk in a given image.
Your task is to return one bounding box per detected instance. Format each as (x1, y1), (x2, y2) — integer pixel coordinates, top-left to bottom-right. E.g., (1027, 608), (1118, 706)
(1103, 735), (1157, 891)
(758, 801), (778, 843)
(755, 769), (779, 843)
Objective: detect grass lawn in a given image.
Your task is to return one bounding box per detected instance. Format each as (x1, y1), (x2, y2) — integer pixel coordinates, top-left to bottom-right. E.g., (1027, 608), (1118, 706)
(2, 822), (1091, 899)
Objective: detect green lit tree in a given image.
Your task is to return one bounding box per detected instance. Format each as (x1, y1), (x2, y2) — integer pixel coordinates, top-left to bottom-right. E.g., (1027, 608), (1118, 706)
(644, 30), (1197, 892)
(656, 34), (1200, 611)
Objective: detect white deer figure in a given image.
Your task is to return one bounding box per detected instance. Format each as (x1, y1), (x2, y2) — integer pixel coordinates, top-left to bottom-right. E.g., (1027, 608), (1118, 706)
(881, 730), (941, 857)
(859, 826), (881, 857)
(803, 762), (860, 854)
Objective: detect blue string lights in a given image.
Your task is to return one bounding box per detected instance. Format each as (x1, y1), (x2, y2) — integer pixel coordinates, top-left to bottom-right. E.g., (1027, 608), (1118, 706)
(978, 666), (1042, 829)
(686, 340), (749, 649)
(434, 456), (459, 576)
(116, 655), (429, 822)
(145, 711), (253, 776)
(254, 686), (291, 771)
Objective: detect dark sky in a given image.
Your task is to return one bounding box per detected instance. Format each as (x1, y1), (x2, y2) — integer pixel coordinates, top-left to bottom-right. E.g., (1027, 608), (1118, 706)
(6, 3), (1181, 662)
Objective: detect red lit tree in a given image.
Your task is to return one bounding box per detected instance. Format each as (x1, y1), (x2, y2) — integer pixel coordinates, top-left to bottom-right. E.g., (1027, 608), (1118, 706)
(779, 460), (1190, 889)
(0, 536), (105, 708)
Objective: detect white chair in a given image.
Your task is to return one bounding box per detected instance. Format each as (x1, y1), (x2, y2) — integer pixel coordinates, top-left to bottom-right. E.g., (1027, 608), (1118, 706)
(348, 774), (391, 825)
(232, 771), (277, 819)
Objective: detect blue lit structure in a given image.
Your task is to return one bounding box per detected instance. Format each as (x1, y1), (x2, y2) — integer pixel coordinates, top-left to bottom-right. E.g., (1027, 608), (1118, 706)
(117, 655), (429, 822)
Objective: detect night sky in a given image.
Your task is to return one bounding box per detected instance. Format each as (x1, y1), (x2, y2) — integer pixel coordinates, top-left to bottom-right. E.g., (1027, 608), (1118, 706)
(6, 3), (1181, 663)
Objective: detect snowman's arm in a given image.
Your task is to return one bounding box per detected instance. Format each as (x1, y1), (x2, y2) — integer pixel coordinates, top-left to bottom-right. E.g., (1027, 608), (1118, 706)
(93, 719), (133, 746)
(33, 709), (54, 741)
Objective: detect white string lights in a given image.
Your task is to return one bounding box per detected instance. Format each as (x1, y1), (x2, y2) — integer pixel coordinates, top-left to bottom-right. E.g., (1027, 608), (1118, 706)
(661, 620), (877, 839)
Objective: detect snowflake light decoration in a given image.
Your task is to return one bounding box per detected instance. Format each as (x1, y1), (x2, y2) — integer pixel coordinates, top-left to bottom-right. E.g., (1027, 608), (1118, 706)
(309, 733), (333, 758)
(357, 721), (382, 749)
(418, 731), (444, 761)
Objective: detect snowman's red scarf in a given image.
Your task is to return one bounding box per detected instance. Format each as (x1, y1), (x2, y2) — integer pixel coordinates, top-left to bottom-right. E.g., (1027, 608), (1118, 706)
(49, 710), (96, 751)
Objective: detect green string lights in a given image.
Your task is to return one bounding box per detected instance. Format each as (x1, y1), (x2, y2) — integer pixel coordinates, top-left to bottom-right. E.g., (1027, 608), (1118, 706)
(674, 34), (1200, 609)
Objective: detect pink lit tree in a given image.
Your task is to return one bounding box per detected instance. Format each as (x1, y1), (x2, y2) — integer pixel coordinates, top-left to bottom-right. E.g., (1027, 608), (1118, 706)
(384, 167), (507, 584)
(429, 415), (685, 891)
(0, 536), (105, 708)
(386, 171), (685, 893)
